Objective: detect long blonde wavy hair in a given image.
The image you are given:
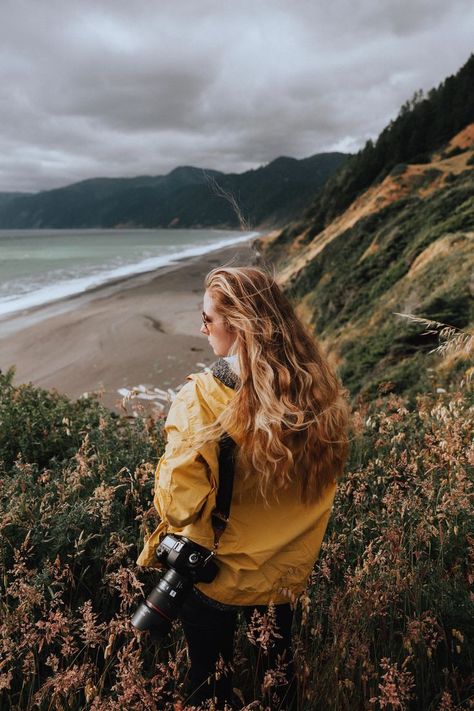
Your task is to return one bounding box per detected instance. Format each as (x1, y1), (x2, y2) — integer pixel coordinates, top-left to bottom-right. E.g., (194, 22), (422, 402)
(199, 266), (349, 504)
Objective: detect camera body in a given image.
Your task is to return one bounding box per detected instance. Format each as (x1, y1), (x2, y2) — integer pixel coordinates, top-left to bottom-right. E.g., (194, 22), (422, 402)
(131, 534), (219, 639)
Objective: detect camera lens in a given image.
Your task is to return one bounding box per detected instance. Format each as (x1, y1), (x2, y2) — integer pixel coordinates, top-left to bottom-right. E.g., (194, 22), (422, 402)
(131, 599), (172, 638)
(131, 569), (192, 639)
(131, 535), (219, 641)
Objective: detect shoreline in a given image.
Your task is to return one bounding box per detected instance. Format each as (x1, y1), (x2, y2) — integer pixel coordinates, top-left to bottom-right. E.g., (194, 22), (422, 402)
(0, 239), (260, 413)
(0, 230), (260, 333)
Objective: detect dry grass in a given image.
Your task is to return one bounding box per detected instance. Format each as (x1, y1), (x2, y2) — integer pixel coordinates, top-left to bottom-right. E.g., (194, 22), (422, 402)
(0, 364), (473, 709)
(394, 313), (474, 361)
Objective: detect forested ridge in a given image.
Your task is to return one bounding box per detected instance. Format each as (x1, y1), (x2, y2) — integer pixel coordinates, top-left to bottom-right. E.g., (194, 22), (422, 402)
(0, 153), (346, 230)
(262, 54), (474, 401)
(277, 53), (474, 244)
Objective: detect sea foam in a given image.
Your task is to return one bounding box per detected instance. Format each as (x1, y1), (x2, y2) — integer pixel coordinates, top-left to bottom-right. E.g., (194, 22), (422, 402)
(0, 231), (257, 319)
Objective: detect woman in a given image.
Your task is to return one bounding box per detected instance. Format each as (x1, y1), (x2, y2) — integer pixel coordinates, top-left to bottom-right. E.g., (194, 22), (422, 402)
(137, 266), (349, 709)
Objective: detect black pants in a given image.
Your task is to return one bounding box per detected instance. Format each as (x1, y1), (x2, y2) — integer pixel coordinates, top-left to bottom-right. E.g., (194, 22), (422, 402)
(179, 590), (297, 709)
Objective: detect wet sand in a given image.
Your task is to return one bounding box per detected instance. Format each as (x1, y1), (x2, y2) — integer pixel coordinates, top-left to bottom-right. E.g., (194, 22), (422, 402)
(0, 240), (260, 413)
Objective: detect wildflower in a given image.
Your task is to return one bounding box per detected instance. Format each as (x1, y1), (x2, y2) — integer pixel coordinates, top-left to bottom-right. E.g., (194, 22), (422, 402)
(246, 603), (283, 653)
(80, 600), (108, 648)
(370, 657), (415, 709)
(437, 690), (455, 711)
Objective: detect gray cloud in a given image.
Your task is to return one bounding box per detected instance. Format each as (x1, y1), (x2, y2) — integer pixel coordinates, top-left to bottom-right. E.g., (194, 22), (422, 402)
(0, 0), (473, 191)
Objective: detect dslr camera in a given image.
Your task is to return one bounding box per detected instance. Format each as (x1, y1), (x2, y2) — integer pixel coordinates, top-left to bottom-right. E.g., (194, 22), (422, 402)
(131, 533), (218, 639)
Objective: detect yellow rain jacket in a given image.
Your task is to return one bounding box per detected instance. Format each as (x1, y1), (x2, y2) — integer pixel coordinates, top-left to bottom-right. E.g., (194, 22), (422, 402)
(136, 359), (337, 606)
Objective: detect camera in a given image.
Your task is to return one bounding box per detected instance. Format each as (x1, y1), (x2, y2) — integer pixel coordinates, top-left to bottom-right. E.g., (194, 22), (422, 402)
(131, 534), (219, 639)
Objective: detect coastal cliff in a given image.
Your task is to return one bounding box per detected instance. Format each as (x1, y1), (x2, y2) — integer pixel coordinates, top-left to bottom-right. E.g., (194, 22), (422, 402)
(260, 56), (474, 399)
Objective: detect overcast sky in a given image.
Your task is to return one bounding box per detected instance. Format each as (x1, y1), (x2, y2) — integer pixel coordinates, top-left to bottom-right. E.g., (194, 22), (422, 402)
(0, 0), (472, 193)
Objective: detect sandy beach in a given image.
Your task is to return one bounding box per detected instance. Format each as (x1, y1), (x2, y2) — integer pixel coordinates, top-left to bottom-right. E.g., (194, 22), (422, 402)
(0, 240), (260, 413)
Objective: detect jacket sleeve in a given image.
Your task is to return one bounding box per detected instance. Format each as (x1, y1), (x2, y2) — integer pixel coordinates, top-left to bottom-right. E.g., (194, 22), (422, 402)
(153, 379), (219, 529)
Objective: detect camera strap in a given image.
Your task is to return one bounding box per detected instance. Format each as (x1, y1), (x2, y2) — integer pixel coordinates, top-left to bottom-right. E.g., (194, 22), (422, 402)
(210, 358), (238, 550)
(211, 433), (236, 549)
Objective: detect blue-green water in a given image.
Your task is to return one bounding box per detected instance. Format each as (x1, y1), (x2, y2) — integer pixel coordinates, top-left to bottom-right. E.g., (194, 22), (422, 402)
(0, 228), (256, 318)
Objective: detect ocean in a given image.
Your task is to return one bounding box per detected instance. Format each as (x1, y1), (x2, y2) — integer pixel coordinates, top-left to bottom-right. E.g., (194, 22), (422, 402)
(0, 228), (257, 319)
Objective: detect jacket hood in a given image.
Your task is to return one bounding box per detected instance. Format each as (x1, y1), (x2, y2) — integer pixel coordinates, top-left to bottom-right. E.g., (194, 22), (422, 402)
(211, 357), (239, 389)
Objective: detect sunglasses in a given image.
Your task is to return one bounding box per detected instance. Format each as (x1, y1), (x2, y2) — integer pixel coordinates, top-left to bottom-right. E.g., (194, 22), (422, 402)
(201, 311), (212, 327)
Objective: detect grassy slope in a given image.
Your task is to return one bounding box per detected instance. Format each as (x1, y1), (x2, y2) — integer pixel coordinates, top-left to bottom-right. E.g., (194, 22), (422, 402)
(1, 372), (472, 710)
(261, 126), (474, 401)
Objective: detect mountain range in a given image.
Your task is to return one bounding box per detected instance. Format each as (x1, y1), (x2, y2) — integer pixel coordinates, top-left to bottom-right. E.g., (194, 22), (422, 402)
(0, 153), (347, 230)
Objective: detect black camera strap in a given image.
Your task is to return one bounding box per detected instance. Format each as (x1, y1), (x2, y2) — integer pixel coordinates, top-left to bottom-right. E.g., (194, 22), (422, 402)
(211, 433), (236, 549)
(210, 358), (239, 550)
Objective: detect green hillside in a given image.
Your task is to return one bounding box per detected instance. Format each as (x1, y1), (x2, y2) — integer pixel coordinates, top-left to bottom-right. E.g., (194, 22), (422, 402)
(287, 165), (473, 399)
(261, 55), (474, 401)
